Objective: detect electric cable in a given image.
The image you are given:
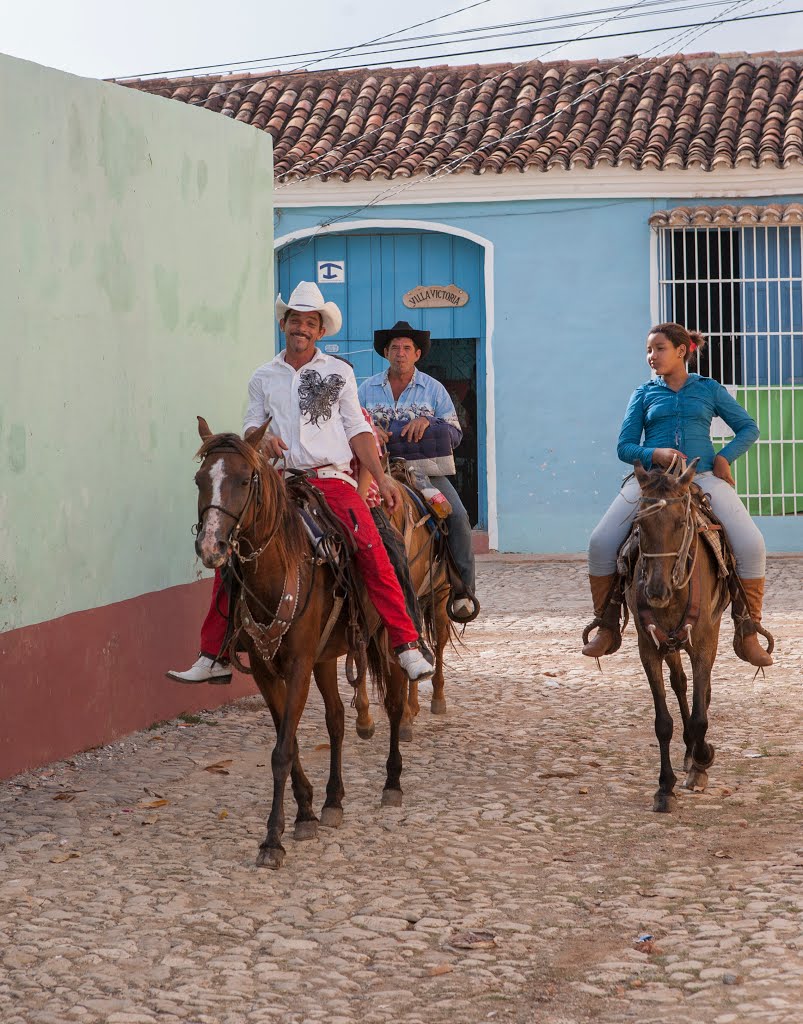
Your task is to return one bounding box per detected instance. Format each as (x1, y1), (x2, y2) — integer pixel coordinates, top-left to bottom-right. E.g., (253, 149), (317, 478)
(278, 0), (774, 260)
(276, 0), (792, 189)
(118, 0), (743, 79)
(276, 0), (662, 188)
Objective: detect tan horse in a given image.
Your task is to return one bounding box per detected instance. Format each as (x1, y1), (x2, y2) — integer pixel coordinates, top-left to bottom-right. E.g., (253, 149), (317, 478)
(353, 473), (455, 744)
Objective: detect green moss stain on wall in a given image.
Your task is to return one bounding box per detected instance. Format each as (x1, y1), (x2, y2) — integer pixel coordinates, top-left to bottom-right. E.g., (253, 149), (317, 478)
(96, 227), (135, 313)
(0, 55), (274, 632)
(7, 425), (27, 474)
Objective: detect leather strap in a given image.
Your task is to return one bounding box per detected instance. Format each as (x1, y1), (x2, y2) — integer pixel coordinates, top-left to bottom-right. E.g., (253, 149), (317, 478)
(637, 535), (702, 651)
(238, 566), (301, 664)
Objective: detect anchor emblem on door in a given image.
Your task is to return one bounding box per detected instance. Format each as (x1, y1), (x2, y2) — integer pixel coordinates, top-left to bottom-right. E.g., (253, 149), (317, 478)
(316, 260), (345, 283)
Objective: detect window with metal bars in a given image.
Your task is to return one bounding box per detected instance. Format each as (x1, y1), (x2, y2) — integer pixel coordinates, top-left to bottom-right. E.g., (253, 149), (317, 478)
(656, 224), (803, 517)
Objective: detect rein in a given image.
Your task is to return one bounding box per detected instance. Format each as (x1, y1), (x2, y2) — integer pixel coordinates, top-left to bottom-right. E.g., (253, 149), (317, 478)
(196, 440), (303, 673)
(634, 488), (701, 651)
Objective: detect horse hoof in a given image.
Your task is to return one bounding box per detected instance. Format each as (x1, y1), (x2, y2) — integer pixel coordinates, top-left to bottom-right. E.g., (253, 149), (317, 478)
(320, 807), (344, 829)
(399, 723), (414, 743)
(256, 845), (285, 869)
(381, 788), (403, 808)
(683, 770), (708, 792)
(356, 722), (376, 741)
(293, 819), (319, 841)
(430, 699), (447, 715)
(652, 792), (678, 813)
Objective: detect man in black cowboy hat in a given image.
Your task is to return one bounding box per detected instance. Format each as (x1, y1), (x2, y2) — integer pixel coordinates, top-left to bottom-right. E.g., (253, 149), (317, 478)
(358, 321), (478, 621)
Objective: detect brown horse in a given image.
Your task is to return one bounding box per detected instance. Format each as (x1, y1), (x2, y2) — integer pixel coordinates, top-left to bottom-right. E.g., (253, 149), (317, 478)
(352, 477), (455, 744)
(193, 418), (407, 869)
(626, 459), (731, 812)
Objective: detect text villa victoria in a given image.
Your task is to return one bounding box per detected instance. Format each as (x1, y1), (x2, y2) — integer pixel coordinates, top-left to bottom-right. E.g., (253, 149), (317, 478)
(403, 284), (469, 309)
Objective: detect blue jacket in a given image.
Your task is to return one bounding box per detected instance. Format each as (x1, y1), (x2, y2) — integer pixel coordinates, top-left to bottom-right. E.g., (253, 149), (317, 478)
(617, 374), (759, 472)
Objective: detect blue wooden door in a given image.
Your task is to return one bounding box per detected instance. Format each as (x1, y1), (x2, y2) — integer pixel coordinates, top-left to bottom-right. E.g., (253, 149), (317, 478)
(276, 230), (487, 526)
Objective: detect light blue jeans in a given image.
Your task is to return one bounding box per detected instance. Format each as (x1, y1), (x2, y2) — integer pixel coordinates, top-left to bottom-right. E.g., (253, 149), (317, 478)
(588, 472), (766, 579)
(429, 475), (476, 594)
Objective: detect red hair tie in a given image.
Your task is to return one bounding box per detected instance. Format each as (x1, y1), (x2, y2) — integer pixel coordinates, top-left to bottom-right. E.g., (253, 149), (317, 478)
(689, 341), (697, 352)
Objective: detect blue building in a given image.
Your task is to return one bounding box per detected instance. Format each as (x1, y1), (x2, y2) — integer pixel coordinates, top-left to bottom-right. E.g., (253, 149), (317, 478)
(129, 51), (803, 553)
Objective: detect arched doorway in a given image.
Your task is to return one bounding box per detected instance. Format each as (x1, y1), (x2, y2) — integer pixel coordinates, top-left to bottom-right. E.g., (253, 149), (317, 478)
(275, 223), (492, 533)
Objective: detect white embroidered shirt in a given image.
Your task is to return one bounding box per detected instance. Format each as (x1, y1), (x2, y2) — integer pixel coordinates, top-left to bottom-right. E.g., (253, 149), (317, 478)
(243, 349), (371, 473)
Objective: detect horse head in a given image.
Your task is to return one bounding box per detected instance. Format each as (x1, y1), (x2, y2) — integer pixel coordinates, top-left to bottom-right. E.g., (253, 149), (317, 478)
(633, 457), (700, 608)
(193, 416), (271, 568)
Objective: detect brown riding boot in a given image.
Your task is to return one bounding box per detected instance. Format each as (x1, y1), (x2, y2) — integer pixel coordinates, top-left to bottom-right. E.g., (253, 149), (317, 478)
(582, 575), (622, 658)
(733, 576), (773, 668)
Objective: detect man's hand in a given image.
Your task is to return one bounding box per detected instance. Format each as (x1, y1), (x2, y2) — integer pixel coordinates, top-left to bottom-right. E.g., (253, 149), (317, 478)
(713, 453), (736, 487)
(377, 474), (402, 513)
(260, 433), (289, 460)
(374, 424), (391, 445)
(400, 417), (431, 443)
(651, 447), (687, 469)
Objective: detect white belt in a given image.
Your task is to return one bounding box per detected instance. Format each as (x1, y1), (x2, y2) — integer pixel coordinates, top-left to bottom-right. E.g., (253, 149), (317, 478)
(310, 466), (358, 489)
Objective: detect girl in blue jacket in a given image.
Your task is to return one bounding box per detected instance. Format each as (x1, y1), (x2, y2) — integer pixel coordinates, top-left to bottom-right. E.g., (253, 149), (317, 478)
(583, 322), (772, 668)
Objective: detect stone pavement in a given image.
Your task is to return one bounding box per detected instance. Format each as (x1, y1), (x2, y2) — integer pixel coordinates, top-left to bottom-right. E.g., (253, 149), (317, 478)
(1, 557), (801, 1024)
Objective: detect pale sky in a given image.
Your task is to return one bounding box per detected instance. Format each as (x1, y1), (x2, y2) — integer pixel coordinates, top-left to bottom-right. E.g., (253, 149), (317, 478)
(3, 0), (802, 82)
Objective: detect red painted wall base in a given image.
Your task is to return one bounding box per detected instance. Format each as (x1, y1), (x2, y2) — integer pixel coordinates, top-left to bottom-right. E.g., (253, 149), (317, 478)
(0, 580), (256, 780)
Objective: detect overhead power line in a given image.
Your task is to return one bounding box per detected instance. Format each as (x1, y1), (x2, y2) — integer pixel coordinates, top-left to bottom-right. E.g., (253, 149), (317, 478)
(115, 0), (493, 81)
(226, 5), (803, 80)
(118, 0), (736, 80)
(276, 0), (663, 188)
(276, 0), (769, 241)
(283, 0), (494, 75)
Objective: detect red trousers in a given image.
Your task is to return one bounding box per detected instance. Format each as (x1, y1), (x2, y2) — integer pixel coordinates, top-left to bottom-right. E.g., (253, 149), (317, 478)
(198, 478), (417, 656)
(200, 569), (229, 659)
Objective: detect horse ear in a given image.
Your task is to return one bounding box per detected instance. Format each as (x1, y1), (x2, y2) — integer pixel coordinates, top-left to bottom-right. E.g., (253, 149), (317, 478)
(679, 456), (700, 487)
(197, 416), (213, 441)
(245, 419), (271, 449)
(634, 461), (650, 486)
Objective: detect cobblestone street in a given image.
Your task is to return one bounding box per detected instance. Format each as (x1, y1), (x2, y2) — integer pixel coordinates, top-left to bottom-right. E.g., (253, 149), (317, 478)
(1, 557), (801, 1024)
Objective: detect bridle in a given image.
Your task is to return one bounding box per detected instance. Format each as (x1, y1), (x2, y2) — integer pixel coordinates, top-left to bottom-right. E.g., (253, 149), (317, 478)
(633, 486), (701, 651)
(633, 490), (696, 591)
(195, 450), (277, 564)
(194, 441), (303, 671)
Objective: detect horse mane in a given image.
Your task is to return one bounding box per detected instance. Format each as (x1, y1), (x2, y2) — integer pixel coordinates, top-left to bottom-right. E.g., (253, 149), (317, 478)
(639, 468), (690, 498)
(196, 433), (308, 566)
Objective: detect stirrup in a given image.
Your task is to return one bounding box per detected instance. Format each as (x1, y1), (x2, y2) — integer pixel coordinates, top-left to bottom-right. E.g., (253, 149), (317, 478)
(447, 592), (480, 623)
(581, 619), (622, 657)
(582, 605), (623, 657)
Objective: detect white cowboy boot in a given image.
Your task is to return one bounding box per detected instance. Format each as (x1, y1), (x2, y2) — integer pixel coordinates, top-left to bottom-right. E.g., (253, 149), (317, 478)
(395, 645), (435, 682)
(166, 655), (233, 684)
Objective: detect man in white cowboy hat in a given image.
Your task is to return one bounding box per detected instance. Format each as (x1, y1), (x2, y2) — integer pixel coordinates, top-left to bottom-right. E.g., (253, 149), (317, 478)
(358, 320), (478, 621)
(168, 283), (433, 684)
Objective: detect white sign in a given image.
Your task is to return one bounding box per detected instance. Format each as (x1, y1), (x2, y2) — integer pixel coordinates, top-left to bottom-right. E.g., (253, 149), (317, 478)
(324, 343), (340, 353)
(317, 260), (345, 284)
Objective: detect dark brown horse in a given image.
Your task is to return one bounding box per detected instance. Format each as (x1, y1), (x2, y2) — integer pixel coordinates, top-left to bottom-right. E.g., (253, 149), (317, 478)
(626, 459), (731, 812)
(193, 418), (407, 869)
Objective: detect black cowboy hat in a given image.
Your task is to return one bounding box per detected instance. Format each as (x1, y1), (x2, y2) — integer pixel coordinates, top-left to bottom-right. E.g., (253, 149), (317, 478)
(373, 320), (431, 358)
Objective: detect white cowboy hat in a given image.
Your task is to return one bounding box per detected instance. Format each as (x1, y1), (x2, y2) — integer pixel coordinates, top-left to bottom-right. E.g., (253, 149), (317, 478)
(275, 281), (342, 338)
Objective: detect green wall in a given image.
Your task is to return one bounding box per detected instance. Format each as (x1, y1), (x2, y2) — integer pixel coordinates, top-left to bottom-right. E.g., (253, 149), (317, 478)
(0, 55), (274, 632)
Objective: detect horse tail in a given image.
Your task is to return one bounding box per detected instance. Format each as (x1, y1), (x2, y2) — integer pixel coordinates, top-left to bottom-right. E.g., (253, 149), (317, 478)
(365, 628), (390, 701)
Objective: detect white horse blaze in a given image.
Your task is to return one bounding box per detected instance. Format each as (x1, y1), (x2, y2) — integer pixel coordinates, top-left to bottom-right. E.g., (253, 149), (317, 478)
(200, 457), (228, 555)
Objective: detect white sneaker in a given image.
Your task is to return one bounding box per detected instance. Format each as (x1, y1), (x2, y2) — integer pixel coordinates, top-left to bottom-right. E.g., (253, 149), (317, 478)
(166, 655), (232, 684)
(453, 598), (475, 617)
(396, 647), (435, 682)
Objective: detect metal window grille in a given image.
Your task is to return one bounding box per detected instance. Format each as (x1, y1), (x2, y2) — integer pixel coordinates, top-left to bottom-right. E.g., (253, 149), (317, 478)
(656, 225), (803, 517)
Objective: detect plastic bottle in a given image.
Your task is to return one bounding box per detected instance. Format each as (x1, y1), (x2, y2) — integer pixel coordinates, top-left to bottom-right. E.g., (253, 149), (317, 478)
(421, 485), (452, 520)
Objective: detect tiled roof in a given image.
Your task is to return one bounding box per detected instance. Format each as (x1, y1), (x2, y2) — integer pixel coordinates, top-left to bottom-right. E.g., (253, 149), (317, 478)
(122, 51), (803, 181)
(649, 202), (803, 226)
